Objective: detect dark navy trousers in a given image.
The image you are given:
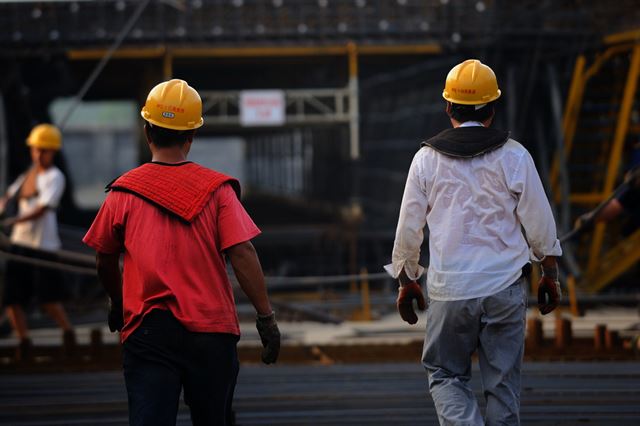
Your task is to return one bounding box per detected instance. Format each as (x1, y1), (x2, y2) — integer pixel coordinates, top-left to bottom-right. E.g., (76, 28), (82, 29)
(123, 309), (239, 426)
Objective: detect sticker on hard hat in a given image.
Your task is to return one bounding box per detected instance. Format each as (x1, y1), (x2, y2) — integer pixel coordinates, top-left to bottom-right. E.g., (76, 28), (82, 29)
(162, 111), (175, 119)
(451, 88), (477, 94)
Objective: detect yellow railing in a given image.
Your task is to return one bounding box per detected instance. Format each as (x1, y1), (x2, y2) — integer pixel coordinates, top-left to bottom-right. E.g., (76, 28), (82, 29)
(587, 44), (640, 276)
(68, 42), (442, 82)
(584, 229), (640, 293)
(551, 42), (636, 197)
(67, 43), (442, 61)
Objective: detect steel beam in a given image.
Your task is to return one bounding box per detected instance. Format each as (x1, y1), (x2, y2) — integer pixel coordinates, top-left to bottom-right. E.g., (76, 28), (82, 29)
(67, 43), (441, 61)
(200, 88), (352, 127)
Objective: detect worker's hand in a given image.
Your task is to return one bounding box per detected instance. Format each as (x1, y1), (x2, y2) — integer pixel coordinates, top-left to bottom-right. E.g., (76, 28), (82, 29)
(573, 211), (594, 232)
(1, 217), (16, 228)
(256, 312), (280, 364)
(108, 298), (124, 332)
(624, 167), (640, 187)
(538, 265), (562, 315)
(397, 281), (426, 325)
(0, 218), (15, 236)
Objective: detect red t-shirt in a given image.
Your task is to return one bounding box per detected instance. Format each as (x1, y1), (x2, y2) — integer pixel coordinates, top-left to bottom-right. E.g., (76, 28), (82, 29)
(83, 183), (260, 342)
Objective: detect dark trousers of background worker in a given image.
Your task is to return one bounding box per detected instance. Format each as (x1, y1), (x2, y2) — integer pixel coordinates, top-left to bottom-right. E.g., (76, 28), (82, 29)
(123, 309), (239, 426)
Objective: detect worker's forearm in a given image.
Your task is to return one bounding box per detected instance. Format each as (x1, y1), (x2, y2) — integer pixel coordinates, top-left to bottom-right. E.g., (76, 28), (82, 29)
(398, 269), (412, 286)
(96, 254), (123, 301)
(596, 199), (624, 223)
(540, 255), (558, 277)
(228, 243), (272, 315)
(13, 205), (48, 224)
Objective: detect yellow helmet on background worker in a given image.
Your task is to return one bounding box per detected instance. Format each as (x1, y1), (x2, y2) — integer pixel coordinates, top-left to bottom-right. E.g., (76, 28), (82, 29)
(442, 59), (501, 105)
(140, 79), (204, 131)
(26, 124), (62, 151)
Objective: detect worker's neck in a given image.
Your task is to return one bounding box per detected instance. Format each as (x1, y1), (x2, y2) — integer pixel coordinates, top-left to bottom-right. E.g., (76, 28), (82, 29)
(150, 144), (190, 164)
(35, 164), (53, 173)
(450, 117), (493, 128)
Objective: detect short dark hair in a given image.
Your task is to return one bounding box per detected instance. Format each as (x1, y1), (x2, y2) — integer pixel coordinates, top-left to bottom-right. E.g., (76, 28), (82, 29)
(448, 101), (495, 123)
(144, 122), (195, 148)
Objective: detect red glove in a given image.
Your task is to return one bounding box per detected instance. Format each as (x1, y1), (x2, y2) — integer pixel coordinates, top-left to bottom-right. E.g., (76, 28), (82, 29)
(538, 266), (562, 315)
(397, 281), (426, 324)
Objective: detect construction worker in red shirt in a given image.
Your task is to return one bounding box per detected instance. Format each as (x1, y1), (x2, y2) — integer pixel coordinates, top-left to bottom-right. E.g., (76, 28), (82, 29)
(83, 79), (280, 426)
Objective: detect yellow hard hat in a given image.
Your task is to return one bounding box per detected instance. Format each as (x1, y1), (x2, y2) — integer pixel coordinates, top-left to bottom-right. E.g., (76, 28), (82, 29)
(442, 59), (501, 105)
(26, 124), (62, 150)
(140, 79), (204, 131)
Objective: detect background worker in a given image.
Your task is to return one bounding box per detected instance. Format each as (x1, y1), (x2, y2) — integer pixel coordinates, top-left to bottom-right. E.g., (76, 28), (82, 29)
(574, 163), (639, 236)
(83, 79), (280, 426)
(0, 124), (74, 360)
(385, 59), (562, 425)
(573, 160), (640, 352)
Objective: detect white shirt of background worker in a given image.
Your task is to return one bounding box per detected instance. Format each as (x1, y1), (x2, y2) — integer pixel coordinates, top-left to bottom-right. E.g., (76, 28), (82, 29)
(0, 123), (74, 362)
(6, 166), (65, 250)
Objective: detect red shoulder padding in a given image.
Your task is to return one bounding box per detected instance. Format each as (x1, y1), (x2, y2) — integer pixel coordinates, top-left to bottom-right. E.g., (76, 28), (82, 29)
(109, 162), (240, 222)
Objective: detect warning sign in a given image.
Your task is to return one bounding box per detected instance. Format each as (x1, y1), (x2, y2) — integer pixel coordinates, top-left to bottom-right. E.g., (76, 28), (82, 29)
(240, 90), (286, 127)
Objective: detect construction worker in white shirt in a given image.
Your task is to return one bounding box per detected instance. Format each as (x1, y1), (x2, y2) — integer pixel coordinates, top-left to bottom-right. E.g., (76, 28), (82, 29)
(0, 124), (75, 361)
(385, 59), (562, 426)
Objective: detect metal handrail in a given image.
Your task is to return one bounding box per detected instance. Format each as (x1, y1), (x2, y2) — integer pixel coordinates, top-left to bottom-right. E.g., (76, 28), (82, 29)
(0, 234), (392, 289)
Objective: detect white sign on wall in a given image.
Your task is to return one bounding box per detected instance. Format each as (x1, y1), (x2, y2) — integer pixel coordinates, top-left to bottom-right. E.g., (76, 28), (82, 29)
(240, 90), (286, 127)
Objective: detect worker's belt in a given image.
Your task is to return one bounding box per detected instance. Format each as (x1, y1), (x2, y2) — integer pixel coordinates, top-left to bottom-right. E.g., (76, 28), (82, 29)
(107, 161), (240, 222)
(421, 127), (510, 158)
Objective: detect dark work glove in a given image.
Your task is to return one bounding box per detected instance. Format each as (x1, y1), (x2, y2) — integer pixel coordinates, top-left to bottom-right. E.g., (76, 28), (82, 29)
(538, 266), (562, 315)
(108, 298), (124, 332)
(397, 281), (426, 325)
(256, 312), (280, 364)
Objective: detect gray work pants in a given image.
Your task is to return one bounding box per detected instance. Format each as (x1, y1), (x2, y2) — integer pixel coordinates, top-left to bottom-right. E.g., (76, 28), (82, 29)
(422, 277), (527, 426)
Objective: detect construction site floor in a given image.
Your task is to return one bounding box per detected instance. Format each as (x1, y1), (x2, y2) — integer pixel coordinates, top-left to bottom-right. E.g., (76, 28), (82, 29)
(2, 362), (640, 425)
(0, 307), (639, 369)
(2, 306), (639, 344)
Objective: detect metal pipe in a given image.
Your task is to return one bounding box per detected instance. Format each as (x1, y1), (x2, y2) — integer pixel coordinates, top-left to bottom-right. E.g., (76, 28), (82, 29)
(0, 94), (7, 194)
(347, 42), (360, 161)
(58, 0), (151, 131)
(605, 28), (640, 45)
(506, 66), (517, 133)
(551, 54), (585, 194)
(547, 65), (572, 233)
(546, 64), (582, 278)
(516, 36), (543, 136)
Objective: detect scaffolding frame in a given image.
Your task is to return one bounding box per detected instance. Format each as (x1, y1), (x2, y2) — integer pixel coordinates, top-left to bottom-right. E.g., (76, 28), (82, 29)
(552, 29), (640, 292)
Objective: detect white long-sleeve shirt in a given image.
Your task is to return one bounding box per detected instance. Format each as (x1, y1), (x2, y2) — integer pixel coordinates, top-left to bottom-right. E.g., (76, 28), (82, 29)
(385, 131), (562, 301)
